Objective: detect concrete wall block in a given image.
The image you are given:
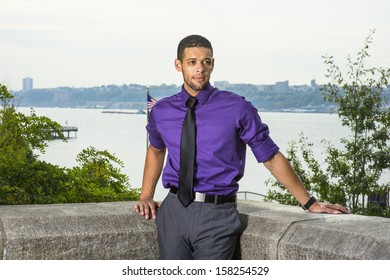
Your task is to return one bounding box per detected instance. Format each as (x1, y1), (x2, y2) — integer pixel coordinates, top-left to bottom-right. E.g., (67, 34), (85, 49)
(237, 201), (327, 260)
(277, 215), (390, 260)
(0, 202), (159, 260)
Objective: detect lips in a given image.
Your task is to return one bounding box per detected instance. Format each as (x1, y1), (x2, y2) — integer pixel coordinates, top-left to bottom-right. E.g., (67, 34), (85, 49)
(193, 76), (206, 82)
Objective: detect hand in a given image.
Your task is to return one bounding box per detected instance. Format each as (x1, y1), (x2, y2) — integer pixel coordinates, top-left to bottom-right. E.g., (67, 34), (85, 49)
(308, 202), (350, 214)
(134, 199), (161, 220)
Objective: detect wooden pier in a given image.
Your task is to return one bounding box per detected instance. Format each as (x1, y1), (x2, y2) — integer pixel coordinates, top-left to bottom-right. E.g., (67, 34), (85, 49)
(51, 126), (78, 139)
(62, 126), (78, 138)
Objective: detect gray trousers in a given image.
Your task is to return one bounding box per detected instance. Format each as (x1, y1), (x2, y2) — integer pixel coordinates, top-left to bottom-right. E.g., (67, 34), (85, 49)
(156, 192), (242, 260)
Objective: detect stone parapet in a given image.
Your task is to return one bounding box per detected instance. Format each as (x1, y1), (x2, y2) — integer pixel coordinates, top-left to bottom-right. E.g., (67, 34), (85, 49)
(0, 201), (389, 260)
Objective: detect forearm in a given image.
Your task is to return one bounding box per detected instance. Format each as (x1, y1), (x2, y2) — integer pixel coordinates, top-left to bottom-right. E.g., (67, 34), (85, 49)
(263, 151), (350, 214)
(140, 145), (166, 200)
(263, 151), (311, 205)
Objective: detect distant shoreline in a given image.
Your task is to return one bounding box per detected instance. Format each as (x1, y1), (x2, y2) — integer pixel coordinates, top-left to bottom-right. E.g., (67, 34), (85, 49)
(101, 109), (146, 115)
(19, 106), (335, 114)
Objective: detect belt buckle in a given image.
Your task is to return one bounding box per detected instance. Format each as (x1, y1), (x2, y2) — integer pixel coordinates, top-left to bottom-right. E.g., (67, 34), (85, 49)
(194, 192), (206, 202)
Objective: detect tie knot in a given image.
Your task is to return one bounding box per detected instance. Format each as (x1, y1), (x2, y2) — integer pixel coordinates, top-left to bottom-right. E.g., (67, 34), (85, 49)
(186, 97), (198, 109)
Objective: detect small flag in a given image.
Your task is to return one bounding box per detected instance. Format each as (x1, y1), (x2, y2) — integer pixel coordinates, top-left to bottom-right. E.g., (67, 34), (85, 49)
(147, 92), (157, 111)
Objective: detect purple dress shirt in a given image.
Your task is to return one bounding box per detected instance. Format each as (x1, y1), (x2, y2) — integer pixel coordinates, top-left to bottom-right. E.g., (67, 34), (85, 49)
(146, 83), (279, 195)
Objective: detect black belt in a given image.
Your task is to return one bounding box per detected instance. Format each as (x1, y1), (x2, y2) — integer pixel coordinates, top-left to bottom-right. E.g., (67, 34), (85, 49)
(169, 187), (236, 204)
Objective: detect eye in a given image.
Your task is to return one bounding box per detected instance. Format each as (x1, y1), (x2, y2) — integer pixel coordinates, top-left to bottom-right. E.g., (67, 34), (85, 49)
(203, 60), (212, 66)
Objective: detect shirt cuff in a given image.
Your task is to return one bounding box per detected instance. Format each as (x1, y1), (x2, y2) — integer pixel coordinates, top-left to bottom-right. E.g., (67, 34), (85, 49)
(148, 134), (166, 150)
(251, 139), (280, 163)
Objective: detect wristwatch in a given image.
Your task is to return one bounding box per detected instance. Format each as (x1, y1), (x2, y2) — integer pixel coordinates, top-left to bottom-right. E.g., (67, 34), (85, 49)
(302, 196), (317, 210)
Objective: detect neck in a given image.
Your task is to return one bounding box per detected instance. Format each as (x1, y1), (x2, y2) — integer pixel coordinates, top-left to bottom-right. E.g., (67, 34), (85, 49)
(183, 84), (200, 97)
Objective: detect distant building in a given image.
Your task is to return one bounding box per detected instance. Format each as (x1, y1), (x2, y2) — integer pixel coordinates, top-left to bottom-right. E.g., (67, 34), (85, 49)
(256, 85), (266, 91)
(311, 79), (317, 88)
(23, 77), (33, 91)
(274, 80), (289, 92)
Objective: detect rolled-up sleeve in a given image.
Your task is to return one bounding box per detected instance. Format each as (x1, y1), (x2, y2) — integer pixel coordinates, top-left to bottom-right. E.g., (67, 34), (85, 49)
(146, 108), (166, 150)
(238, 99), (279, 163)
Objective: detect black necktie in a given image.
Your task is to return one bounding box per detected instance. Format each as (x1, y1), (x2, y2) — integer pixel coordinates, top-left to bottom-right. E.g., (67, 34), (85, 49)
(178, 97), (198, 206)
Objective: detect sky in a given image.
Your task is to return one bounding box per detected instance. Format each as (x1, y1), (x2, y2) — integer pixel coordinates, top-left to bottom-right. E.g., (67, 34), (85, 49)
(1, 0), (390, 90)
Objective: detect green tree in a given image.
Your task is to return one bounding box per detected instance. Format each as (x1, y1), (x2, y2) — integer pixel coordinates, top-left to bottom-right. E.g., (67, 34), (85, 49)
(1, 84), (68, 204)
(67, 147), (140, 202)
(266, 30), (390, 217)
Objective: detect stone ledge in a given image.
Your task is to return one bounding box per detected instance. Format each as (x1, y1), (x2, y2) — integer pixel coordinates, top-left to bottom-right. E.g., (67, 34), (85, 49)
(0, 201), (389, 260)
(237, 200), (390, 259)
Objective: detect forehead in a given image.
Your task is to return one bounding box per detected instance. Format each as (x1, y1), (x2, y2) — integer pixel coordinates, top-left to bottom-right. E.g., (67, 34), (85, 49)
(182, 47), (213, 59)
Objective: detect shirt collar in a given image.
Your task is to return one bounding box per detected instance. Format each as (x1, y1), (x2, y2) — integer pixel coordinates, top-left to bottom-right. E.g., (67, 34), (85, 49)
(180, 82), (214, 107)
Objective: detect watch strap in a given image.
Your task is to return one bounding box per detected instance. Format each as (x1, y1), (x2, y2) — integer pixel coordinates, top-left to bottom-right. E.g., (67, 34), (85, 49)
(302, 196), (317, 210)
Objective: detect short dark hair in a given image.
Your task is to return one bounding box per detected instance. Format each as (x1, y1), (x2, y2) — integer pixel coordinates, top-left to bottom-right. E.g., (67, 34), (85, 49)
(177, 35), (213, 61)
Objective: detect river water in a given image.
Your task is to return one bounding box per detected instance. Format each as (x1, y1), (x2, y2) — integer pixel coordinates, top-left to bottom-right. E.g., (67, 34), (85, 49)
(18, 107), (388, 201)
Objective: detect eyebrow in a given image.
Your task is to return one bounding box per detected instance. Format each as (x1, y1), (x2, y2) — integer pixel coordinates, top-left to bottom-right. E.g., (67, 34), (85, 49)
(185, 57), (212, 61)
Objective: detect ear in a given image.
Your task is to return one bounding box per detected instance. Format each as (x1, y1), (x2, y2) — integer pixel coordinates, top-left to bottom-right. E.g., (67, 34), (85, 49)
(174, 59), (182, 72)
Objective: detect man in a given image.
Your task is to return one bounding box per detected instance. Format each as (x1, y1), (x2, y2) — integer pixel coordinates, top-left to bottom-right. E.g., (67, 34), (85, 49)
(135, 34), (349, 260)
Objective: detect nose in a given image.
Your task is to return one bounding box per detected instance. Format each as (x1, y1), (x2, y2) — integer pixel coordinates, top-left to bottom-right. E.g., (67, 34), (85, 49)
(196, 61), (205, 73)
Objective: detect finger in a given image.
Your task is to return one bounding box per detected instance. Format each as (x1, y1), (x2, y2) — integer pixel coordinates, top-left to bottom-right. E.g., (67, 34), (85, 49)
(309, 203), (338, 214)
(143, 203), (150, 219)
(326, 208), (342, 214)
(149, 203), (157, 220)
(322, 204), (349, 214)
(135, 204), (144, 215)
(330, 203), (350, 214)
(139, 203), (150, 218)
